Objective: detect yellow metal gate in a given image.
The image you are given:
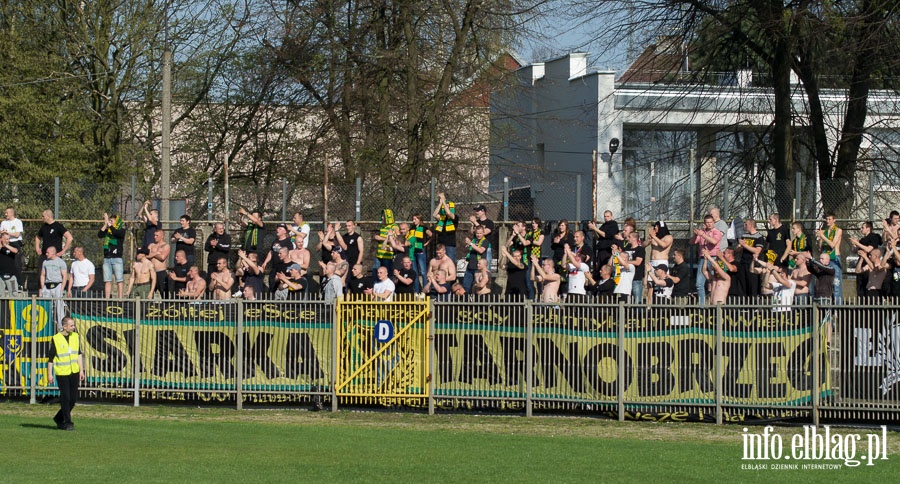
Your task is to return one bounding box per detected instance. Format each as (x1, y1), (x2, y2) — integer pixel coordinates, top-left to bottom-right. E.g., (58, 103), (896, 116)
(335, 296), (430, 406)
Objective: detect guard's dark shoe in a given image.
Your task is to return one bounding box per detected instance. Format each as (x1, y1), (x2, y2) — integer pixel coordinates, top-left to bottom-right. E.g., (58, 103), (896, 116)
(64, 424), (75, 431)
(53, 415), (64, 429)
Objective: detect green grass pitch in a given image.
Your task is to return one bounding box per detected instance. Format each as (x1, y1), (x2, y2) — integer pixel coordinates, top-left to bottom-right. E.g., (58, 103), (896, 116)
(1, 402), (897, 483)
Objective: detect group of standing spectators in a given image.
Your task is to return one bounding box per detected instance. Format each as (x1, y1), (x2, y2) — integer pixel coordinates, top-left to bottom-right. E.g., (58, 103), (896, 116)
(9, 197), (900, 315)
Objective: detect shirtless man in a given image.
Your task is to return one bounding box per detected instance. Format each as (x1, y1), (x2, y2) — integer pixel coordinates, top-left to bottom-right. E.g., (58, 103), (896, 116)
(701, 248), (730, 304)
(148, 230), (171, 297)
(428, 243), (457, 283)
(645, 221), (673, 271)
(208, 258), (234, 300)
(178, 266), (207, 299)
(882, 210), (899, 247)
(816, 213), (843, 265)
(289, 238), (311, 273)
(472, 258), (492, 297)
(424, 269), (452, 300)
(531, 255), (561, 303)
(127, 248), (156, 299)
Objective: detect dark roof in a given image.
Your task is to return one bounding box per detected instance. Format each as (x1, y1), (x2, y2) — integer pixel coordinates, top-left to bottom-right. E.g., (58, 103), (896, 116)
(619, 37), (686, 84)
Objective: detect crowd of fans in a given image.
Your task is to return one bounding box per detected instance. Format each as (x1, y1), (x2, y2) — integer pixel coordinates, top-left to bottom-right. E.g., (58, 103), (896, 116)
(3, 195), (899, 310)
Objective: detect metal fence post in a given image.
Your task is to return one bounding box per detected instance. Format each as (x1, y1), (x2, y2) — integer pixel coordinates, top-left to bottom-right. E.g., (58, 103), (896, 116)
(722, 178), (730, 219)
(430, 178), (436, 223)
(715, 304), (723, 425)
(355, 177), (362, 222)
(812, 302), (820, 426)
(689, 148), (695, 228)
(134, 297), (141, 407)
(29, 295), (38, 404)
(795, 172), (802, 220)
(428, 299), (435, 416)
(54, 177), (60, 218)
(525, 299), (533, 417)
(868, 171), (875, 223)
(331, 300), (339, 412)
(575, 174), (582, 222)
(617, 301), (625, 422)
(131, 175), (137, 220)
(207, 177), (214, 222)
(236, 298), (244, 410)
(281, 178), (287, 222)
(503, 177), (509, 223)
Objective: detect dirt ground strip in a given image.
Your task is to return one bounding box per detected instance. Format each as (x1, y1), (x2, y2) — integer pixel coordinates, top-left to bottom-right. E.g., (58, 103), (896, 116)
(2, 401), (898, 452)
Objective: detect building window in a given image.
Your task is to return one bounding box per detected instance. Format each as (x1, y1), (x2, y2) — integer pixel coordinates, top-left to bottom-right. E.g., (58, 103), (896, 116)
(710, 130), (776, 220)
(868, 129), (900, 192)
(622, 129), (697, 220)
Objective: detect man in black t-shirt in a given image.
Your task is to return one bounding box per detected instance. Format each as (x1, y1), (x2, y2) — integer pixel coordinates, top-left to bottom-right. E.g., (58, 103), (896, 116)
(167, 250), (191, 296)
(649, 264), (674, 301)
(500, 244), (527, 296)
(594, 264), (615, 299)
(238, 208), (265, 256)
(336, 220), (364, 267)
(262, 224), (294, 294)
(766, 213), (791, 269)
(347, 264), (373, 295)
(670, 249), (693, 298)
(140, 200), (160, 250)
(35, 209), (73, 268)
(432, 193), (458, 262)
(624, 232), (645, 302)
(0, 233), (18, 296)
(393, 256), (417, 295)
(588, 210), (620, 268)
(171, 214), (197, 267)
(204, 223), (231, 279)
(469, 204), (496, 269)
(736, 219), (765, 297)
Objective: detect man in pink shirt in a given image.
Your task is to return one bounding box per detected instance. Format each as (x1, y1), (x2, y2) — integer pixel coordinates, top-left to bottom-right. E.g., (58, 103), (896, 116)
(691, 214), (723, 304)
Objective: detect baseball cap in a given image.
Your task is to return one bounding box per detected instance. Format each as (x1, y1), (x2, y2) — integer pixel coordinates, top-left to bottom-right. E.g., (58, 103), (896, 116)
(474, 204), (486, 212)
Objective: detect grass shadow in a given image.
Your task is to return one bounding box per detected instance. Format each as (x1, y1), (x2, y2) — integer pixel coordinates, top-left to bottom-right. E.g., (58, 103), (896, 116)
(20, 423), (59, 431)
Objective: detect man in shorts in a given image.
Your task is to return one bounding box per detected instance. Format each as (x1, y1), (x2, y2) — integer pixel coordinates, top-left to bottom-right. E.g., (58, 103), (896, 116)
(98, 213), (126, 298)
(127, 248), (156, 299)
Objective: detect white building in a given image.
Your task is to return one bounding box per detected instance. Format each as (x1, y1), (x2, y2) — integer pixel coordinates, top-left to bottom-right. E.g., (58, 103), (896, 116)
(490, 48), (900, 224)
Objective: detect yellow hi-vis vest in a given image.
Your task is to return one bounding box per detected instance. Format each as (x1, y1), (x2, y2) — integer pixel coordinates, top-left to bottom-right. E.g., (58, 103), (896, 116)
(52, 332), (80, 376)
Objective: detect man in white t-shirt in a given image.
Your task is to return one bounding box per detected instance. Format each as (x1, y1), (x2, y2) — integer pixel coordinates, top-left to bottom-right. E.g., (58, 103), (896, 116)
(0, 206), (24, 286)
(609, 245), (635, 303)
(563, 244), (591, 302)
(368, 266), (395, 301)
(67, 246), (96, 297)
(770, 267), (796, 313)
(290, 211), (311, 250)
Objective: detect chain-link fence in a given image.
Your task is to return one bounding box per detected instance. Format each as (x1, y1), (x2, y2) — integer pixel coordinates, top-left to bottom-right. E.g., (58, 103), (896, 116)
(11, 172), (900, 295)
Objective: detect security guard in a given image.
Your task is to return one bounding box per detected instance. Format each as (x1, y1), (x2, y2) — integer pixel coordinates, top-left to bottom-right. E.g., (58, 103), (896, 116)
(48, 317), (85, 431)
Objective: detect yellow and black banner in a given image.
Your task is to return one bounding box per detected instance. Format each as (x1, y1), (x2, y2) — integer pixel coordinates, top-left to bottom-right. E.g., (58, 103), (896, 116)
(5, 300), (831, 417)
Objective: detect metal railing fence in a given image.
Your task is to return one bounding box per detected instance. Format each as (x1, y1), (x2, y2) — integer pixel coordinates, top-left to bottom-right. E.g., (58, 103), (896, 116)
(3, 294), (899, 424)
